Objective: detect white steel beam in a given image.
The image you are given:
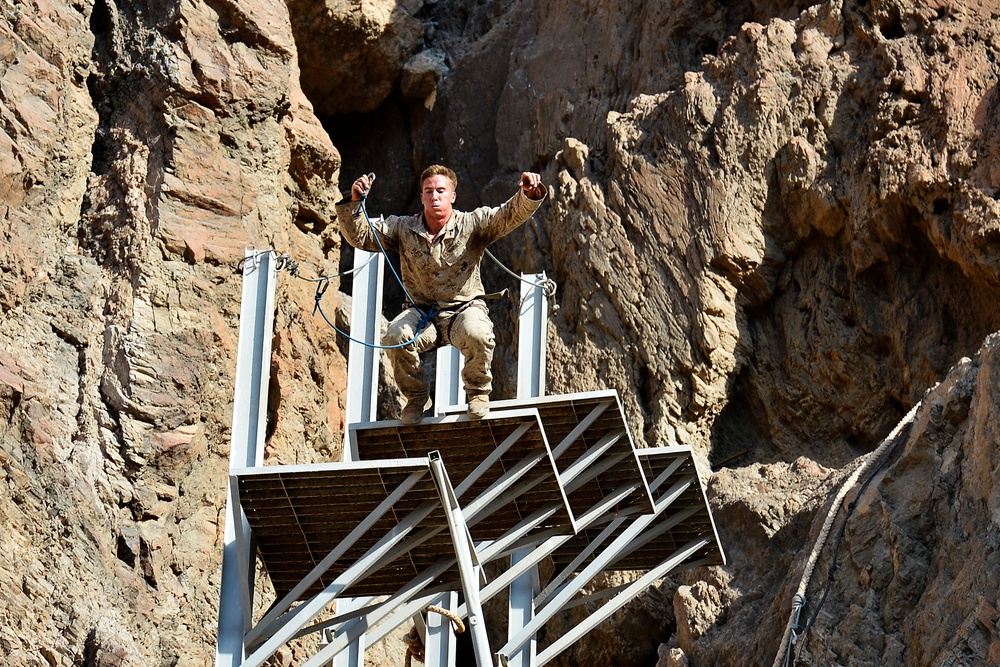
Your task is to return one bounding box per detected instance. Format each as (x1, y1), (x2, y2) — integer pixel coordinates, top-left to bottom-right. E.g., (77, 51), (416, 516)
(502, 482), (702, 658)
(244, 468), (431, 648)
(435, 345), (465, 413)
(462, 454), (548, 520)
(311, 564), (458, 665)
(216, 250), (277, 667)
(477, 502), (564, 562)
(242, 497), (436, 667)
(344, 249), (385, 441)
(509, 271), (549, 667)
(429, 340), (467, 667)
(533, 540), (714, 667)
(429, 453), (494, 667)
(424, 592), (459, 667)
(558, 429), (625, 489)
(550, 399), (612, 459)
(553, 555), (717, 614)
(342, 247), (385, 666)
(454, 421), (535, 498)
(516, 271), (548, 401)
(465, 469), (554, 526)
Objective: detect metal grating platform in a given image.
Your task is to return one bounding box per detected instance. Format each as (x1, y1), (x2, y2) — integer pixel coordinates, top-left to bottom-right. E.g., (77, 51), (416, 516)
(350, 409), (576, 541)
(441, 390), (654, 522)
(230, 402), (726, 667)
(549, 447), (724, 571)
(496, 446), (726, 666)
(235, 458), (459, 600)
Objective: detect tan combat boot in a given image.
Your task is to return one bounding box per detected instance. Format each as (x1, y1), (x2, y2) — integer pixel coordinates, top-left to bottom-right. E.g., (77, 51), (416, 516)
(401, 395), (430, 425)
(467, 394), (489, 420)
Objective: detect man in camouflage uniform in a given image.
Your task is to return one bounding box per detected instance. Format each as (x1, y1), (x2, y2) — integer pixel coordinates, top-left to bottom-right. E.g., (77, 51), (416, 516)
(338, 165), (546, 424)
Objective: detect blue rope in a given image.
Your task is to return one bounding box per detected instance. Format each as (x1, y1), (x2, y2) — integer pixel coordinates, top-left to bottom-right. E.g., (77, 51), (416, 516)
(312, 191), (433, 350)
(356, 195), (420, 307)
(310, 280), (436, 350)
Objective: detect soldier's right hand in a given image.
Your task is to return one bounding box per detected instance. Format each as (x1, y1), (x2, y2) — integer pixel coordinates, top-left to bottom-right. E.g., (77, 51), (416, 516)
(352, 173), (373, 201)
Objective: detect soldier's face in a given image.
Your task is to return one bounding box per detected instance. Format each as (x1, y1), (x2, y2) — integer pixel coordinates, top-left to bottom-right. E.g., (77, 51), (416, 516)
(421, 175), (457, 219)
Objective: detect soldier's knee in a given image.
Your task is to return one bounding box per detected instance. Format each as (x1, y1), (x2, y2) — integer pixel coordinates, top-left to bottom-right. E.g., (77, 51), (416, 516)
(455, 321), (495, 351)
(382, 323), (414, 347)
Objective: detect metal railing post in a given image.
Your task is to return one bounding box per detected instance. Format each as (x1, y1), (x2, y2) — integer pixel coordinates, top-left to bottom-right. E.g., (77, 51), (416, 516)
(508, 272), (548, 667)
(216, 250), (277, 667)
(344, 248), (385, 449)
(337, 248), (386, 666)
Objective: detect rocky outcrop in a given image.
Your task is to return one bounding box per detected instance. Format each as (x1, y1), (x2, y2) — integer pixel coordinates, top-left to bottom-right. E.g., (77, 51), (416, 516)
(312, 0), (1000, 466)
(671, 333), (1000, 667)
(535, 0), (1000, 463)
(286, 0), (425, 114)
(1, 0), (344, 664)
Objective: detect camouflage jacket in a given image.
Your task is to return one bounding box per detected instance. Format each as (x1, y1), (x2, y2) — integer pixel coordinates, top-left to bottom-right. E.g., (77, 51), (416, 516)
(336, 187), (546, 308)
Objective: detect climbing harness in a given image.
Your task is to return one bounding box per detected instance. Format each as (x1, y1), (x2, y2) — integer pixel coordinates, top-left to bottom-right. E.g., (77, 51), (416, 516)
(771, 399), (925, 667)
(401, 605), (466, 666)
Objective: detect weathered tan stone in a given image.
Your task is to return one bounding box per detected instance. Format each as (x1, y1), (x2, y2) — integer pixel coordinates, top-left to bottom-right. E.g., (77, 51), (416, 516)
(286, 0), (425, 114)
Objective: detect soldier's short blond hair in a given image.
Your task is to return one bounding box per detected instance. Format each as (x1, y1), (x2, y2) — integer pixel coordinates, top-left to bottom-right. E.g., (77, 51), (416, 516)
(420, 165), (458, 190)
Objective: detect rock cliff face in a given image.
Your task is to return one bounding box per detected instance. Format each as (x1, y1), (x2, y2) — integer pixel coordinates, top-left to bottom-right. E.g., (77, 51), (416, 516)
(679, 333), (1000, 667)
(1, 0), (998, 666)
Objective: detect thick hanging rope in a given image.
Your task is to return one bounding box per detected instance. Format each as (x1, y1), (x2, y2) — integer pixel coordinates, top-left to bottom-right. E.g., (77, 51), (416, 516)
(402, 627), (425, 667)
(402, 605), (466, 666)
(771, 399), (925, 667)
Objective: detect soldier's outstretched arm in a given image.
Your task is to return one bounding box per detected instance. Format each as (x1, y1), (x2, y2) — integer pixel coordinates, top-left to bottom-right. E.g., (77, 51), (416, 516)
(336, 172), (396, 253)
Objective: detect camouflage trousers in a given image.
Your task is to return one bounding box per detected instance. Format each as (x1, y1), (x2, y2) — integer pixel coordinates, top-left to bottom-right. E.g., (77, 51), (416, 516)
(382, 300), (495, 402)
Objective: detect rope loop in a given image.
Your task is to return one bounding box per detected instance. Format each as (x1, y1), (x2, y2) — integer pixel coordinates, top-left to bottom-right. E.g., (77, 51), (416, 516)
(311, 278), (331, 316)
(540, 278), (557, 298)
(274, 253), (299, 276)
(425, 604), (466, 634)
(402, 626), (425, 667)
(401, 605), (466, 666)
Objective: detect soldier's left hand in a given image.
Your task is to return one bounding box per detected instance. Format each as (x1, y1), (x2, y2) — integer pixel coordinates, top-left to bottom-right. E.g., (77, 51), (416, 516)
(520, 172), (545, 200)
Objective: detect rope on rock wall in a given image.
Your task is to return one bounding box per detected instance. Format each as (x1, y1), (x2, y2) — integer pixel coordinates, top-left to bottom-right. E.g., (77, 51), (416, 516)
(771, 399), (925, 667)
(402, 605), (466, 666)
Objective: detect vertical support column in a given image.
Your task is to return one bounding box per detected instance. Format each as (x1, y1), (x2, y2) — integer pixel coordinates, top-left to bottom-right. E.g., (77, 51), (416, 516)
(423, 592), (459, 666)
(434, 346), (465, 415)
(344, 249), (386, 453)
(428, 324), (466, 666)
(508, 272), (549, 667)
(338, 248), (386, 667)
(516, 273), (547, 401)
(216, 250), (277, 667)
